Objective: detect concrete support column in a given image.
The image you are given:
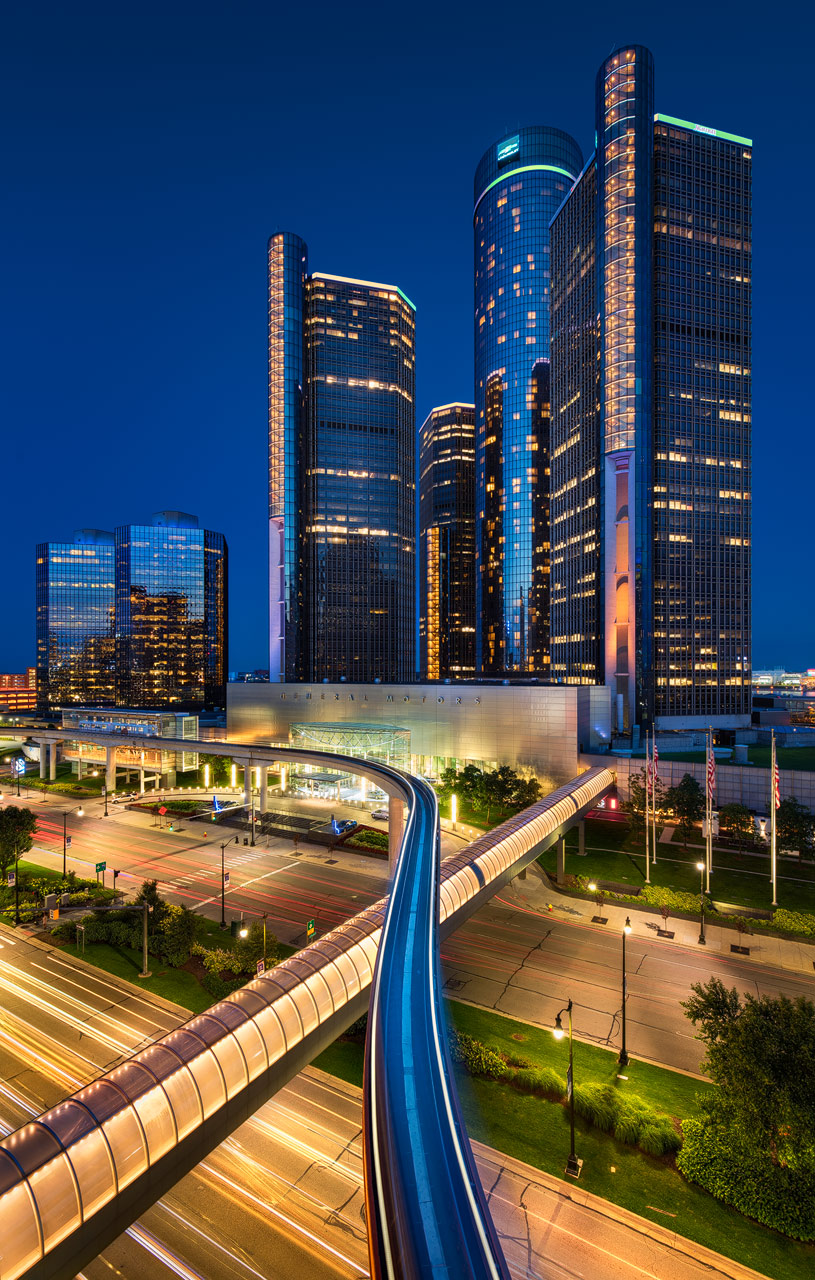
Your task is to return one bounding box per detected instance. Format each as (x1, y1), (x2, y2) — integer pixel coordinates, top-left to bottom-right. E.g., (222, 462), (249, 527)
(388, 794), (404, 875)
(39, 742), (46, 779)
(50, 743), (57, 781)
(259, 769), (268, 814)
(139, 768), (145, 794)
(105, 747), (116, 793)
(556, 835), (566, 885)
(578, 820), (586, 856)
(243, 762), (251, 804)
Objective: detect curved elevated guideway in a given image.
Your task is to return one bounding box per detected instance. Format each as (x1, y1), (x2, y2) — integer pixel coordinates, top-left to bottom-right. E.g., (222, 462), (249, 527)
(0, 731), (612, 1280)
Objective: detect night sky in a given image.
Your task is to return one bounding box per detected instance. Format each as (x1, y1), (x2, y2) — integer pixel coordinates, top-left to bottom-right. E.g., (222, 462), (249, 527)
(4, 1), (810, 674)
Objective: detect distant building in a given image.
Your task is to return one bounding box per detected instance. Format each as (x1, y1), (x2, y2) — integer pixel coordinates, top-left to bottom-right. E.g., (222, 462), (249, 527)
(550, 45), (752, 733)
(115, 512), (227, 708)
(268, 233), (416, 684)
(419, 404), (476, 679)
(0, 668), (38, 712)
(36, 514), (227, 712)
(474, 126), (583, 676)
(36, 530), (116, 709)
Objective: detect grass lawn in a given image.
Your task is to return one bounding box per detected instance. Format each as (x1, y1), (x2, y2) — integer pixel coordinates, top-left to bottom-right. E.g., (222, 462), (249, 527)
(316, 1000), (813, 1280)
(55, 941), (214, 1014)
(437, 795), (529, 832)
(547, 819), (815, 912)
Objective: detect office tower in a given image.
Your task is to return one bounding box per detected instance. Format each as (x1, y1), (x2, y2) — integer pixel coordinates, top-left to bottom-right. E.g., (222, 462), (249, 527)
(419, 403), (476, 679)
(268, 233), (416, 683)
(115, 512), (227, 707)
(474, 127), (583, 676)
(550, 45), (752, 732)
(36, 530), (116, 709)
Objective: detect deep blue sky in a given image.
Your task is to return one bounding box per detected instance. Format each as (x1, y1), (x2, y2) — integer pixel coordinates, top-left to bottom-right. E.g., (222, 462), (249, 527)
(3, 1), (811, 674)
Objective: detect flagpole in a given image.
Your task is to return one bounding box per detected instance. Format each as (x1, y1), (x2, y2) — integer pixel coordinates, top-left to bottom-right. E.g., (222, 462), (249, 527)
(644, 734), (651, 884)
(652, 735), (658, 865)
(771, 729), (778, 907)
(705, 728), (712, 895)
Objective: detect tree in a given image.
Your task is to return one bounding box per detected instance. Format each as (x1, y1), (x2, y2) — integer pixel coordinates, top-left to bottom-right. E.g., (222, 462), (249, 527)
(200, 753), (231, 786)
(623, 766), (666, 836)
(135, 879), (163, 910)
(718, 802), (755, 849)
(776, 798), (815, 857)
(681, 979), (815, 1175)
(0, 808), (38, 878)
(235, 918), (279, 969)
(512, 775), (541, 809)
(664, 773), (704, 847)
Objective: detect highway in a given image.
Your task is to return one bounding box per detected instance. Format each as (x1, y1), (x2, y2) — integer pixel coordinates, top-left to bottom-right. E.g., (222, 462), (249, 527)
(7, 790), (815, 1080)
(0, 927), (750, 1280)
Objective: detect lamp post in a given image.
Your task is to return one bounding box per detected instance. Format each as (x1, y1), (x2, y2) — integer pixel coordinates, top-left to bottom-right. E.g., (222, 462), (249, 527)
(552, 999), (581, 1178)
(620, 917), (632, 1067)
(102, 784), (109, 818)
(62, 805), (85, 878)
(221, 835), (238, 929)
(262, 911), (268, 965)
(696, 861), (706, 945)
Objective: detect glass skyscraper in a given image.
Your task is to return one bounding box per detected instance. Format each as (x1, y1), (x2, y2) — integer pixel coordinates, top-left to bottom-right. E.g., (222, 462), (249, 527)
(36, 530), (116, 709)
(419, 403), (476, 679)
(474, 127), (583, 675)
(115, 512), (227, 708)
(268, 234), (416, 683)
(550, 45), (752, 732)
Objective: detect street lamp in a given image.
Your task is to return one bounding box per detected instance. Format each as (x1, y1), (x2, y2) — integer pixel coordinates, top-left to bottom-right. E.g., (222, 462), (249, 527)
(238, 912), (248, 940)
(62, 805), (85, 878)
(220, 835), (238, 929)
(696, 861), (706, 946)
(620, 917), (632, 1068)
(552, 998), (581, 1178)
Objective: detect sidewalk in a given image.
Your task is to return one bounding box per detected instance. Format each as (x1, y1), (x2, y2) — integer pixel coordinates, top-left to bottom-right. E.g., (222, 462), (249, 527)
(506, 863), (815, 979)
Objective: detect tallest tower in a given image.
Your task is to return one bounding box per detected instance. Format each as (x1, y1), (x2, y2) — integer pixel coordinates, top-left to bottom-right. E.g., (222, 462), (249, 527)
(474, 126), (583, 676)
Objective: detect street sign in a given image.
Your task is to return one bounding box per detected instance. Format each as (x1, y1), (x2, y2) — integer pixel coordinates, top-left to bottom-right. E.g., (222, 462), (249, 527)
(224, 871), (230, 888)
(66, 836), (72, 847)
(7, 872), (15, 887)
(13, 758), (25, 775)
(158, 805), (167, 816)
(566, 1064), (573, 1101)
(306, 918), (316, 940)
(95, 861), (106, 873)
(256, 959), (265, 976)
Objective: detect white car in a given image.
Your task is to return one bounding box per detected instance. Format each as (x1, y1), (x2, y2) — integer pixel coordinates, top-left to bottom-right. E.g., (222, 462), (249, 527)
(370, 809), (389, 822)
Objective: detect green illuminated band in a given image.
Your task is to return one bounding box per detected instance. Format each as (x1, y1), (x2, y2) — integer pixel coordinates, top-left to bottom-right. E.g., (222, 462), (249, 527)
(311, 271), (416, 312)
(654, 113), (752, 148)
(473, 163), (578, 215)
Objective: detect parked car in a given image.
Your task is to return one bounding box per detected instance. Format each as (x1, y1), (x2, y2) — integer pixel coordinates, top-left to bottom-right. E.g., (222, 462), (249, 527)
(333, 818), (357, 834)
(370, 809), (389, 822)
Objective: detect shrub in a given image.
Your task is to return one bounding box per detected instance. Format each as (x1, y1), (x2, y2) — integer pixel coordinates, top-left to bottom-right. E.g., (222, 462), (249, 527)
(640, 1119), (681, 1157)
(613, 1106), (646, 1146)
(511, 1066), (566, 1098)
(448, 1030), (509, 1080)
(201, 971), (246, 1001)
(347, 829), (389, 851)
(678, 1117), (815, 1239)
(770, 909), (815, 938)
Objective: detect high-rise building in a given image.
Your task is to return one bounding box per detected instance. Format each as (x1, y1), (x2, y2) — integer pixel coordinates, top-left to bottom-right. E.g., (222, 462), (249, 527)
(0, 668), (38, 712)
(115, 512), (227, 708)
(268, 233), (416, 683)
(36, 530), (116, 709)
(418, 403), (476, 679)
(474, 127), (583, 676)
(550, 45), (752, 732)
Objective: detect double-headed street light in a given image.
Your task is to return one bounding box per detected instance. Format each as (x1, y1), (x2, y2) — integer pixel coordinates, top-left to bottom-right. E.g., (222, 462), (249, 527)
(620, 916), (632, 1068)
(696, 861), (707, 945)
(552, 998), (581, 1178)
(63, 805), (85, 878)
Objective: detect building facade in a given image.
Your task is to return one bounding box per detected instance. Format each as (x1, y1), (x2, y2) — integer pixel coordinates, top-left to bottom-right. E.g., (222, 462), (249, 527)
(474, 127), (583, 676)
(36, 530), (116, 710)
(268, 234), (416, 684)
(419, 403), (476, 679)
(228, 679), (611, 792)
(0, 669), (38, 712)
(115, 512), (227, 708)
(549, 45), (752, 734)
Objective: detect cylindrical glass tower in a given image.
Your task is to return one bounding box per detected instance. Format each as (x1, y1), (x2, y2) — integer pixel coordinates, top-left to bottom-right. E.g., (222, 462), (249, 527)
(474, 127), (583, 675)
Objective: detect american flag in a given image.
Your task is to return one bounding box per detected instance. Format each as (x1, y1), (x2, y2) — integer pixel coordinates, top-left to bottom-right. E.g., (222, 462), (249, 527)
(706, 746), (716, 801)
(773, 757), (781, 810)
(653, 741), (659, 780)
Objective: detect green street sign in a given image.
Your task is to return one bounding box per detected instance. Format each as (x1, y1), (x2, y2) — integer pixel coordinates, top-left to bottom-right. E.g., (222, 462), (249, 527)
(95, 861), (106, 873)
(306, 918), (315, 938)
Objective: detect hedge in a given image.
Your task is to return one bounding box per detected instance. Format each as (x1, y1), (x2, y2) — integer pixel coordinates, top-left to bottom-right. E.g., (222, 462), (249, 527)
(678, 1117), (815, 1240)
(346, 828), (389, 851)
(448, 1030), (680, 1157)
